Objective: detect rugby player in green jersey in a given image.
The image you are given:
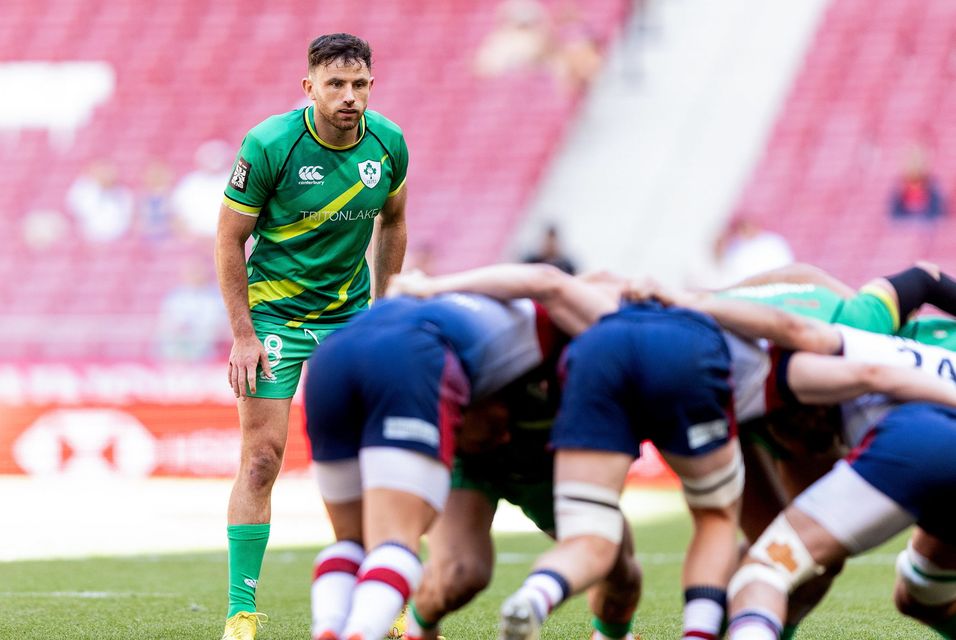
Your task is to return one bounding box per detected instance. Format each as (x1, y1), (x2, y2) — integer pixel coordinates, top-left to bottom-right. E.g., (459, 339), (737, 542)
(717, 261), (956, 349)
(215, 33), (408, 640)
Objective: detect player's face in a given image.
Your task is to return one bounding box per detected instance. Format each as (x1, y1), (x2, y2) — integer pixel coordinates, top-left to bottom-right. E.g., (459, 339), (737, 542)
(304, 59), (373, 132)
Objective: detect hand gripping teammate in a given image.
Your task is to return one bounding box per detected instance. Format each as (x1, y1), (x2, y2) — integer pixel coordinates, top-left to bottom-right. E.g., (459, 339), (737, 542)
(215, 33), (408, 640)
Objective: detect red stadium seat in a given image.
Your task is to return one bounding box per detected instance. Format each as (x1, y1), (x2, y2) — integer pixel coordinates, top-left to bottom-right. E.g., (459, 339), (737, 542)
(1, 0), (630, 361)
(734, 0), (956, 287)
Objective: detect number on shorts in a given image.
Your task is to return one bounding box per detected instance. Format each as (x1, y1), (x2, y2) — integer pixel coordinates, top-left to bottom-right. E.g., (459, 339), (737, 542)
(263, 334), (283, 364)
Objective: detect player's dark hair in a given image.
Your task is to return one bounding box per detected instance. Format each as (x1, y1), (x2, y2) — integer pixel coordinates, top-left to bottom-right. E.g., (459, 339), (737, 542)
(308, 33), (372, 71)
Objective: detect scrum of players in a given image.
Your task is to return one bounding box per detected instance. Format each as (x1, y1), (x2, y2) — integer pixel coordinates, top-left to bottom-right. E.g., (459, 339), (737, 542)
(303, 259), (956, 640)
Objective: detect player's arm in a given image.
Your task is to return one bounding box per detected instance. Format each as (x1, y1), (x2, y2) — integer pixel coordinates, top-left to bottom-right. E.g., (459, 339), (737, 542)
(786, 352), (956, 407)
(638, 285), (843, 354)
(387, 263), (618, 335)
(371, 183), (408, 301)
(215, 205), (273, 397)
(722, 262), (857, 298)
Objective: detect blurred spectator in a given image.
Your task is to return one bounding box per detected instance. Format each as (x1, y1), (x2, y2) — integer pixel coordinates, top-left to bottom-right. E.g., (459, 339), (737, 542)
(21, 208), (68, 251)
(523, 223), (577, 274)
(474, 0), (604, 93)
(710, 217), (793, 287)
(171, 139), (233, 239)
(474, 0), (552, 77)
(65, 160), (134, 243)
(137, 160), (176, 244)
(551, 2), (603, 92)
(155, 259), (228, 362)
(890, 144), (946, 221)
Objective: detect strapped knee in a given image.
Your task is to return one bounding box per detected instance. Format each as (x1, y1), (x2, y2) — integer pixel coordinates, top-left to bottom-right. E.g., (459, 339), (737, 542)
(729, 514), (825, 598)
(554, 482), (624, 544)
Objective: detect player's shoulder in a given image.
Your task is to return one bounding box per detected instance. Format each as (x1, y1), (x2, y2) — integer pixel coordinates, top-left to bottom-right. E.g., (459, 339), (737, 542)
(245, 108), (308, 148)
(364, 109), (405, 145)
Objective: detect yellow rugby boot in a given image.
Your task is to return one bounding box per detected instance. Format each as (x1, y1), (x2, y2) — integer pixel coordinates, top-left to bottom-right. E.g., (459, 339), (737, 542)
(221, 611), (268, 640)
(386, 605), (408, 638)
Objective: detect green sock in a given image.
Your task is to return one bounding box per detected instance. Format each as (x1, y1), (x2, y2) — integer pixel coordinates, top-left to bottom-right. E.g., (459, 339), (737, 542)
(932, 616), (956, 640)
(227, 523), (270, 617)
(409, 601), (437, 630)
(782, 623), (799, 640)
(592, 616), (633, 639)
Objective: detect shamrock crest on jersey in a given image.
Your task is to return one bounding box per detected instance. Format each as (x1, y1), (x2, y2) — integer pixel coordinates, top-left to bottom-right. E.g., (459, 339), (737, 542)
(358, 159), (381, 188)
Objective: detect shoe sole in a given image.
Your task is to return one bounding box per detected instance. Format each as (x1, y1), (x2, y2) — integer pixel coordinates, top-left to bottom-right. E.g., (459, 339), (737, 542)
(499, 599), (538, 640)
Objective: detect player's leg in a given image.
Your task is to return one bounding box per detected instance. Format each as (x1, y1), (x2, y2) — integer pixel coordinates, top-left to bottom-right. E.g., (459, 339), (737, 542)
(311, 470), (364, 640)
(339, 333), (469, 640)
(586, 525), (642, 640)
(850, 261), (956, 332)
(336, 451), (448, 640)
(739, 410), (847, 640)
(407, 488), (498, 640)
(304, 333), (367, 640)
(894, 528), (956, 638)
(499, 449), (633, 640)
(662, 440), (744, 640)
(223, 324), (327, 639)
(225, 396), (292, 629)
(727, 458), (916, 640)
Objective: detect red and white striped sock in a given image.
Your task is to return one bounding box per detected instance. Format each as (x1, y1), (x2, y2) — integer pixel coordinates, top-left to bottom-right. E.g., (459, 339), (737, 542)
(311, 540), (365, 639)
(341, 542), (423, 640)
(682, 586), (726, 640)
(513, 570), (571, 623)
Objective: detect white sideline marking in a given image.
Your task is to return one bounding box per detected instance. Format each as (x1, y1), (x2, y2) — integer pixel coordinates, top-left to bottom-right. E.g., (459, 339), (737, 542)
(3, 475), (684, 561)
(497, 552), (902, 566)
(0, 591), (179, 598)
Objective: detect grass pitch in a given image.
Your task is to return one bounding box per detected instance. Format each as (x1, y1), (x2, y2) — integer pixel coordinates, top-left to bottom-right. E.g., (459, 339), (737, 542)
(0, 515), (935, 639)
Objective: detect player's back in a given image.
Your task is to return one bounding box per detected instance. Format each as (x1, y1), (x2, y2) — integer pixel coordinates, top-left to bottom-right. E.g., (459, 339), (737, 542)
(334, 294), (554, 398)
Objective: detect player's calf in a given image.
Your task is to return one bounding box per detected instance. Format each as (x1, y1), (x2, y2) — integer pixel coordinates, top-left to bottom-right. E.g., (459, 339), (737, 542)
(894, 542), (956, 638)
(407, 554), (493, 640)
(588, 537), (641, 640)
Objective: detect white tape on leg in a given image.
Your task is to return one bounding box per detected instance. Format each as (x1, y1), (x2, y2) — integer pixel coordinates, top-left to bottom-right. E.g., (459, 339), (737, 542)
(896, 543), (956, 607)
(554, 482), (624, 544)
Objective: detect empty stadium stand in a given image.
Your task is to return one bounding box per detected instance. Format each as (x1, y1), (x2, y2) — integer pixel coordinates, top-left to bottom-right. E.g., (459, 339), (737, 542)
(1, 0), (629, 360)
(736, 0), (956, 287)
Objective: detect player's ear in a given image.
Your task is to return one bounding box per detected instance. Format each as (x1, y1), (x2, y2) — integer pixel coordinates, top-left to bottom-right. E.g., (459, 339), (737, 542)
(301, 76), (313, 97)
(368, 76), (374, 91)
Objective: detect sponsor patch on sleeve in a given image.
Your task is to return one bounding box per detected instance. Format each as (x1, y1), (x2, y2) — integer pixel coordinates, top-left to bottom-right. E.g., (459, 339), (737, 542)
(230, 156), (251, 193)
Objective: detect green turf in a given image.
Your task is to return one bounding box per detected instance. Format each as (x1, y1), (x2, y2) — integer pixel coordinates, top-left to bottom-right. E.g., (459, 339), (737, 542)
(0, 516), (938, 639)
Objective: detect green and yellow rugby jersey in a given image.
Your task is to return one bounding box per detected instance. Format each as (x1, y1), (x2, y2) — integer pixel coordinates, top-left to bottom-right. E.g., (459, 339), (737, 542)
(223, 106), (408, 328)
(721, 282), (899, 334)
(723, 282), (956, 351)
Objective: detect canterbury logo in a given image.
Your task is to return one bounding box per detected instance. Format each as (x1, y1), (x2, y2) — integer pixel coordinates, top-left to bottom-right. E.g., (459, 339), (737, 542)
(298, 165), (324, 182)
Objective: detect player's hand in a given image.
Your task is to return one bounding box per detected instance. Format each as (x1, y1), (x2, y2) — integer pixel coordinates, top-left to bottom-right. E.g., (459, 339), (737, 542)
(624, 276), (665, 302)
(228, 335), (275, 398)
(385, 269), (432, 298)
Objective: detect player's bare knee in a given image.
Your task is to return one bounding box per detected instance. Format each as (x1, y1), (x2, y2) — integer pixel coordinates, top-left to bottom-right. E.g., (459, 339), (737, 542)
(243, 445), (284, 491)
(437, 557), (492, 610)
